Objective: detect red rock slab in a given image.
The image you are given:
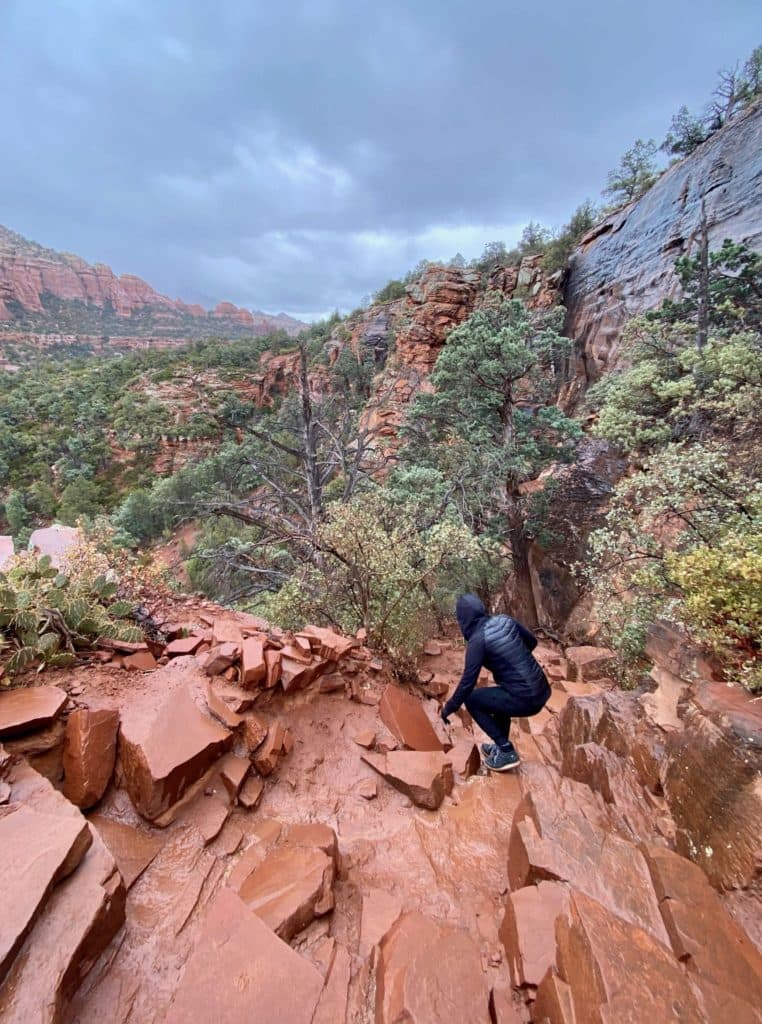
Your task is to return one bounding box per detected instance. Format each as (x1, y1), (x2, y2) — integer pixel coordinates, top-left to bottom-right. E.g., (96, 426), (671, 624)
(165, 635), (204, 656)
(0, 804), (92, 984)
(0, 685), (67, 739)
(286, 822), (338, 863)
(264, 648), (281, 688)
(361, 750), (453, 810)
(423, 640), (442, 656)
(202, 642), (240, 677)
(204, 679), (243, 730)
(448, 738), (481, 778)
(534, 969), (576, 1024)
(122, 649), (158, 672)
(240, 636), (267, 688)
(238, 775), (264, 810)
(212, 618), (244, 646)
(301, 624), (356, 660)
(565, 645), (616, 682)
(354, 729), (376, 748)
(280, 655), (316, 692)
(280, 642), (314, 664)
(0, 822), (125, 1024)
(313, 943), (351, 1024)
(376, 911), (491, 1024)
(360, 888), (403, 958)
(690, 977), (762, 1024)
(642, 843), (762, 1007)
(253, 722), (290, 776)
(236, 843), (335, 941)
(183, 793), (230, 845)
(242, 713), (268, 753)
(216, 753), (250, 800)
(164, 888), (322, 1024)
(508, 763), (670, 947)
(379, 683), (444, 752)
(556, 889), (704, 1024)
(62, 708), (119, 809)
(118, 683), (232, 821)
(499, 880), (571, 988)
(88, 814), (164, 889)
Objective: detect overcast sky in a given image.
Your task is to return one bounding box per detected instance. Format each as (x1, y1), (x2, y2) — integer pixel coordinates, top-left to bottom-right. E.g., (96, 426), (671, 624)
(1, 1), (759, 320)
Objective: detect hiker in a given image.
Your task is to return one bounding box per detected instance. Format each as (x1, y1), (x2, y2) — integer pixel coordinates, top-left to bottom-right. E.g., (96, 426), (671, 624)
(440, 593), (551, 772)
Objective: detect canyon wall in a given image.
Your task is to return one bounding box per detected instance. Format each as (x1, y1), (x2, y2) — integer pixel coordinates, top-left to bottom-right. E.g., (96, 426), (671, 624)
(565, 99), (762, 387)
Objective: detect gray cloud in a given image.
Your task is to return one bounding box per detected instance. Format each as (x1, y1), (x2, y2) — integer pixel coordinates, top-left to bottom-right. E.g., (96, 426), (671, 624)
(1, 0), (759, 318)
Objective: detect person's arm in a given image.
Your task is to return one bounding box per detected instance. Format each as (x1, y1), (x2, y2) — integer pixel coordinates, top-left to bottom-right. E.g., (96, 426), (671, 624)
(442, 631), (485, 719)
(515, 619), (537, 651)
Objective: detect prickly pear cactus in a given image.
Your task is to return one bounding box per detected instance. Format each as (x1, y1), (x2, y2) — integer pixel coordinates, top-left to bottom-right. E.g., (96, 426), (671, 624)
(0, 554), (143, 682)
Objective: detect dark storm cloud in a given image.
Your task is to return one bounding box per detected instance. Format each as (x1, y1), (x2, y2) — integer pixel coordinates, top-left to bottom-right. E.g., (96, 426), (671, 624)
(1, 0), (759, 318)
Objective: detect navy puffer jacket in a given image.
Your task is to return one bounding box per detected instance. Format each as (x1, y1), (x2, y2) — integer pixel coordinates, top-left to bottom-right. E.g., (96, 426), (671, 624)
(443, 594), (550, 717)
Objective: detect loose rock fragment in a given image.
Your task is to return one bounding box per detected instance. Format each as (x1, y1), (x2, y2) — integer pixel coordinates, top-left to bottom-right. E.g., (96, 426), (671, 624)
(376, 911), (490, 1024)
(164, 888), (323, 1024)
(62, 708), (119, 809)
(379, 684), (444, 752)
(0, 685), (68, 739)
(361, 750), (453, 810)
(118, 684), (232, 820)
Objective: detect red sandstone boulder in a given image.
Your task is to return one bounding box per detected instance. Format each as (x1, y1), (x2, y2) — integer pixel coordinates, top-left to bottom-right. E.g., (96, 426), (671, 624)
(300, 624), (355, 660)
(662, 680), (762, 889)
(216, 754), (250, 800)
(642, 843), (762, 1009)
(555, 890), (704, 1023)
(62, 708), (119, 809)
(240, 637), (267, 687)
(499, 881), (571, 989)
(0, 685), (67, 739)
(264, 648), (282, 688)
(28, 525), (80, 568)
(118, 684), (232, 820)
(204, 680), (243, 730)
(235, 827), (337, 941)
(361, 750), (453, 810)
(122, 649), (158, 672)
(252, 722), (291, 776)
(508, 763), (669, 946)
(379, 684), (444, 752)
(164, 635), (204, 656)
(0, 804), (91, 983)
(164, 888), (323, 1024)
(0, 761), (125, 1023)
(89, 814), (164, 889)
(202, 642), (240, 677)
(212, 618), (244, 646)
(534, 970), (576, 1024)
(375, 911), (490, 1023)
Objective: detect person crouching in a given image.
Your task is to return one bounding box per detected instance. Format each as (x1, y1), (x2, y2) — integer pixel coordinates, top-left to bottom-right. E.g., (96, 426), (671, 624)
(440, 593), (551, 772)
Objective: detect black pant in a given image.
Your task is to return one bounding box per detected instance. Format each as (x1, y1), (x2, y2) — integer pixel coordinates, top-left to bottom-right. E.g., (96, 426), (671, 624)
(465, 686), (550, 746)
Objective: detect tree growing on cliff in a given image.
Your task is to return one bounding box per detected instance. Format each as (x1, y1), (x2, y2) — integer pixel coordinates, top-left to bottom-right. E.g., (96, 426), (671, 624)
(602, 139), (659, 207)
(401, 297), (580, 625)
(660, 106), (709, 158)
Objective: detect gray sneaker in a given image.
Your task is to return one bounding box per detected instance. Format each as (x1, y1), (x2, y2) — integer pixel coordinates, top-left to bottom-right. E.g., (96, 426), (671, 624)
(485, 744), (521, 773)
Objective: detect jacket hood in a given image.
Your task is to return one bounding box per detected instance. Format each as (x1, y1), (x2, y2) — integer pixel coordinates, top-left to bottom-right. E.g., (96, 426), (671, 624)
(456, 593), (488, 640)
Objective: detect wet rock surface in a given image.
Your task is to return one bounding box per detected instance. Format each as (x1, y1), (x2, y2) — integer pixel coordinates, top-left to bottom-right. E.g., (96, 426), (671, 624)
(0, 684), (68, 738)
(1, 607), (759, 1024)
(118, 677), (232, 820)
(63, 708), (119, 809)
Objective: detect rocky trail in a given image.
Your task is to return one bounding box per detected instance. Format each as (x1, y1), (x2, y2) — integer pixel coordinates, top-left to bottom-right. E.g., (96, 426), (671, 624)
(0, 598), (761, 1023)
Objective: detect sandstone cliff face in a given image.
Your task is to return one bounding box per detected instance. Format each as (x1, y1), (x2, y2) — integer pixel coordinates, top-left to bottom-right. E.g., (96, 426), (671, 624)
(565, 99), (762, 387)
(0, 225), (303, 342)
